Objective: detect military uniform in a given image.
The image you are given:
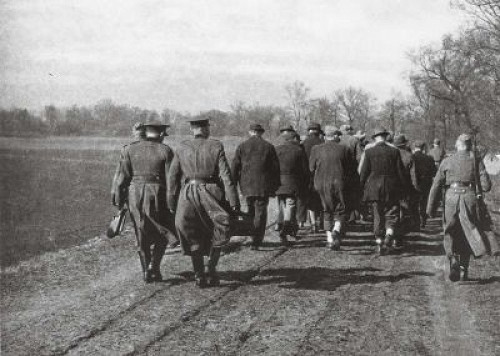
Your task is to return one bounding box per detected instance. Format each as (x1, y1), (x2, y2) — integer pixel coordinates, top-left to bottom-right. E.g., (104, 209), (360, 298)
(231, 124), (280, 249)
(168, 121), (239, 287)
(113, 121), (175, 282)
(309, 129), (351, 249)
(412, 141), (437, 228)
(275, 126), (309, 245)
(427, 134), (492, 281)
(359, 128), (406, 253)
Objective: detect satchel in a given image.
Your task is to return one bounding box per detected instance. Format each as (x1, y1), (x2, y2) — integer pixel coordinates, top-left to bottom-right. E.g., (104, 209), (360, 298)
(229, 211), (256, 237)
(106, 208), (127, 238)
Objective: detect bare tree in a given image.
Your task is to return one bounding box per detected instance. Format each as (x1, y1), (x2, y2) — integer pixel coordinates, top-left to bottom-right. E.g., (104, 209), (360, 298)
(285, 81), (311, 129)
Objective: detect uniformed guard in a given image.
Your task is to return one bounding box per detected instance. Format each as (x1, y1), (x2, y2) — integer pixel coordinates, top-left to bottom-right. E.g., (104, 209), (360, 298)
(113, 119), (175, 282)
(231, 123), (280, 250)
(274, 125), (309, 246)
(412, 139), (437, 229)
(300, 122), (325, 232)
(426, 133), (492, 282)
(359, 127), (407, 254)
(309, 126), (351, 250)
(168, 117), (240, 288)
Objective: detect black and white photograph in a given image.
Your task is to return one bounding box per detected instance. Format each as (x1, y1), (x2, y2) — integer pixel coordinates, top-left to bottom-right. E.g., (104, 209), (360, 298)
(1, 0), (499, 354)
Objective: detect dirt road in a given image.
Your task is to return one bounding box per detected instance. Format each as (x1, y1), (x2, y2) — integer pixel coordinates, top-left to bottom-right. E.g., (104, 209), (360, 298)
(2, 217), (499, 355)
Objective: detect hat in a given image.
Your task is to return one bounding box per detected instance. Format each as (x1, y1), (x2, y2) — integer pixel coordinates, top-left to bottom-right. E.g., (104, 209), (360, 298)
(354, 130), (366, 140)
(324, 125), (342, 137)
(340, 124), (353, 132)
(279, 125), (295, 133)
(187, 117), (210, 126)
(249, 123), (265, 132)
(457, 133), (471, 142)
(372, 127), (389, 138)
(143, 118), (169, 128)
(413, 139), (425, 149)
(307, 123), (321, 131)
(433, 138), (441, 145)
(393, 134), (408, 147)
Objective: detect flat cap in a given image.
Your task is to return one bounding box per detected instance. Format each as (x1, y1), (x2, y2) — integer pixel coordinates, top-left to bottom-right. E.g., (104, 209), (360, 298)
(249, 123), (265, 132)
(340, 124), (353, 132)
(279, 125), (296, 133)
(187, 117), (210, 126)
(393, 134), (408, 147)
(143, 118), (169, 128)
(457, 133), (471, 142)
(307, 123), (321, 131)
(372, 127), (389, 138)
(324, 125), (342, 137)
(413, 139), (425, 149)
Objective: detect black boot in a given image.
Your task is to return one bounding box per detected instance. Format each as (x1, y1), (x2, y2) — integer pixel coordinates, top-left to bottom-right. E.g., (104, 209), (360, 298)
(138, 250), (153, 283)
(459, 254), (470, 281)
(191, 254), (206, 288)
(150, 243), (166, 282)
(206, 248), (221, 287)
(449, 255), (461, 282)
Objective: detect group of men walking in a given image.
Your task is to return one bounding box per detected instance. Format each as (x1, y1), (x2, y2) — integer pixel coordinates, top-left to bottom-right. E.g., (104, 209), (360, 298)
(112, 118), (497, 287)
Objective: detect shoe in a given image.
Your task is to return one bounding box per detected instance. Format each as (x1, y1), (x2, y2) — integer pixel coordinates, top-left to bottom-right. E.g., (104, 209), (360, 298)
(144, 270), (154, 283)
(150, 269), (163, 282)
(449, 256), (461, 282)
(280, 235), (290, 247)
(206, 272), (220, 287)
(375, 238), (387, 256)
(392, 238), (403, 250)
(195, 274), (207, 288)
(460, 267), (469, 282)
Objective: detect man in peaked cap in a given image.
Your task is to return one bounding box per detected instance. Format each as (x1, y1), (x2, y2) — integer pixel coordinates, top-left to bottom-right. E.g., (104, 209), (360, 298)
(427, 133), (494, 282)
(113, 118), (176, 283)
(232, 123), (280, 250)
(310, 126), (353, 250)
(359, 127), (407, 255)
(412, 139), (437, 229)
(274, 125), (309, 246)
(299, 122), (325, 232)
(168, 117), (239, 288)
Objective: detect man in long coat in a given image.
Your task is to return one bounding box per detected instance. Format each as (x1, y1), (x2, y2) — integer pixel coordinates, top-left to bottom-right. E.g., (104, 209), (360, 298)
(309, 126), (352, 250)
(168, 118), (239, 288)
(274, 125), (309, 246)
(113, 119), (175, 282)
(359, 127), (407, 255)
(339, 124), (362, 223)
(412, 140), (437, 229)
(231, 123), (280, 250)
(300, 122), (324, 232)
(427, 134), (492, 282)
(394, 134), (418, 244)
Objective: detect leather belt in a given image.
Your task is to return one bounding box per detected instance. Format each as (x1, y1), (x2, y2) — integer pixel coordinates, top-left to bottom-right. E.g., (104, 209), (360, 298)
(132, 175), (162, 183)
(449, 182), (474, 188)
(186, 178), (217, 185)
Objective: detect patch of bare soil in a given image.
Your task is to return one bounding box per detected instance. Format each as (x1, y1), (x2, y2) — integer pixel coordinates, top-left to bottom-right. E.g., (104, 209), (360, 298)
(2, 216), (499, 355)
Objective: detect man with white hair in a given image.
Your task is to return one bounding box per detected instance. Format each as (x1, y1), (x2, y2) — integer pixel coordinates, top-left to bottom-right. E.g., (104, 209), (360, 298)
(427, 133), (492, 282)
(309, 126), (352, 250)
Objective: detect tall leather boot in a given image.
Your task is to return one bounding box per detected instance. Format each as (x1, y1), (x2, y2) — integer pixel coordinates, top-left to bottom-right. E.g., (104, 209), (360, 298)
(191, 254), (206, 288)
(150, 242), (166, 282)
(206, 248), (221, 287)
(459, 254), (470, 281)
(138, 250), (152, 283)
(448, 254), (461, 282)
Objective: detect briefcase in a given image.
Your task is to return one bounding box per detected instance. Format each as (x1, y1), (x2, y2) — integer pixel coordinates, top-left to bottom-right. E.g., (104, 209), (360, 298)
(229, 211), (256, 237)
(106, 208), (127, 238)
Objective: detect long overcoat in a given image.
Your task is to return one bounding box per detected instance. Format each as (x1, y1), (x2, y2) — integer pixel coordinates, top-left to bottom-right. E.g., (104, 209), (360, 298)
(114, 138), (176, 245)
(309, 140), (351, 213)
(301, 134), (324, 211)
(427, 151), (493, 257)
(167, 137), (239, 256)
(274, 136), (309, 196)
(231, 135), (280, 197)
(359, 142), (406, 204)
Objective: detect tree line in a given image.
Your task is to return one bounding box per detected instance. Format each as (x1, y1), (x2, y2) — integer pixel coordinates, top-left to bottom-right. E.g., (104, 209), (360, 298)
(1, 0), (498, 150)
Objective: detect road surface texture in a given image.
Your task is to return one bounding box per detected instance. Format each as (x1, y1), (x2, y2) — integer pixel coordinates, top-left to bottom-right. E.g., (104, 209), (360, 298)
(2, 215), (499, 355)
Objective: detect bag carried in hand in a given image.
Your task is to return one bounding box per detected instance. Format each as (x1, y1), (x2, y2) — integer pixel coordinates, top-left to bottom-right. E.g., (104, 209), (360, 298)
(106, 208), (127, 238)
(229, 211), (256, 237)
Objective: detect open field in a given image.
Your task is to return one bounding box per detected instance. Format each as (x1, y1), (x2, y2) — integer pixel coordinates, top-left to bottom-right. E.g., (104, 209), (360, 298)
(0, 136), (242, 267)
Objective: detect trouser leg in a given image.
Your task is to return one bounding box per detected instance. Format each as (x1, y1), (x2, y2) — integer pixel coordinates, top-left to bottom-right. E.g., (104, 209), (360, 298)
(191, 252), (206, 287)
(206, 247), (221, 286)
(372, 201), (385, 239)
(253, 197), (268, 245)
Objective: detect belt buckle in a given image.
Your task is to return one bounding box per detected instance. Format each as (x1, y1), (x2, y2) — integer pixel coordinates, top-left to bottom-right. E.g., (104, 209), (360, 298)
(453, 187), (467, 194)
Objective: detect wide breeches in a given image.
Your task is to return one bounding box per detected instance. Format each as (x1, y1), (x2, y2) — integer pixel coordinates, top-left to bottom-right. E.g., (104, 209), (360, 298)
(175, 183), (231, 256)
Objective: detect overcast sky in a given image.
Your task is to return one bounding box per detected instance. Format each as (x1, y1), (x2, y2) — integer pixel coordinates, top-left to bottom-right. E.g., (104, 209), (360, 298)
(1, 0), (465, 113)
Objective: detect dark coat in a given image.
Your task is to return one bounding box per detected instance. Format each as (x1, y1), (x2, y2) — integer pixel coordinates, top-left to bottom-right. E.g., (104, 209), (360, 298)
(359, 142), (406, 204)
(309, 140), (351, 211)
(302, 134), (324, 158)
(398, 147), (417, 193)
(340, 134), (363, 163)
(275, 137), (309, 196)
(231, 135), (280, 197)
(167, 136), (239, 255)
(413, 150), (437, 192)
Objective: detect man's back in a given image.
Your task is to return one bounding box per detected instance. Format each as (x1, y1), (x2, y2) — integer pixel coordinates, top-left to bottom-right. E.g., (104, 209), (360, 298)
(310, 141), (349, 189)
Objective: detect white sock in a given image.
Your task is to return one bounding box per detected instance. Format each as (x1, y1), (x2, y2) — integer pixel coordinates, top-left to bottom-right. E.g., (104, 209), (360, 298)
(333, 221), (342, 233)
(326, 231), (333, 243)
(386, 228), (394, 236)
